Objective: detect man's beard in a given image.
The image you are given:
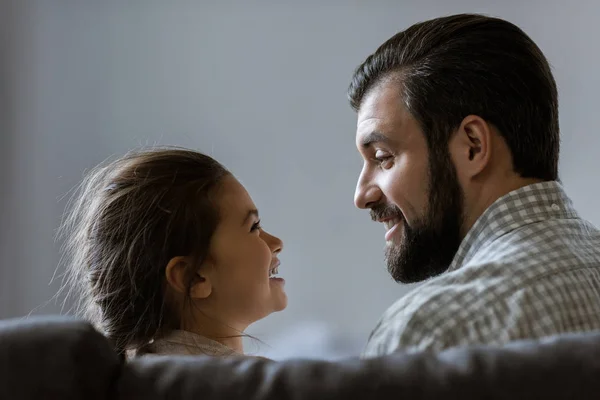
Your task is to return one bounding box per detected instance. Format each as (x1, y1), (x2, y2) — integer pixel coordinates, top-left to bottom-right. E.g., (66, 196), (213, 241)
(370, 150), (464, 283)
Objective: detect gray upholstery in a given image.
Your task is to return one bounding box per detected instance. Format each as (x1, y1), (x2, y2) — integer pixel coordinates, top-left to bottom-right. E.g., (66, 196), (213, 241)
(2, 316), (600, 399)
(0, 317), (121, 400)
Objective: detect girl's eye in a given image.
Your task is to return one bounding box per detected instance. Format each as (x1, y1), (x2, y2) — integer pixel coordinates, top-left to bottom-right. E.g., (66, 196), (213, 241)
(251, 220), (262, 232)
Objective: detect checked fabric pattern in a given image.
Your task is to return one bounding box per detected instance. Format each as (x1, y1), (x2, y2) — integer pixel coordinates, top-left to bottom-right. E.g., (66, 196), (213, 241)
(363, 181), (600, 357)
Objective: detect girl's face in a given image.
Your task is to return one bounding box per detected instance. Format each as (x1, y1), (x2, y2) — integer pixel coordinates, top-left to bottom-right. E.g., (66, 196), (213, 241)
(197, 175), (287, 328)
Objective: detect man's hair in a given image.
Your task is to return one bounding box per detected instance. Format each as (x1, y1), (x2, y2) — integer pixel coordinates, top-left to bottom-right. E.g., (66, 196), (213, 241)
(348, 13), (559, 181)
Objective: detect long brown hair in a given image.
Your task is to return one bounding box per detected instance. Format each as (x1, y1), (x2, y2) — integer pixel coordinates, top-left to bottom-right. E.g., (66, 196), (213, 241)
(59, 147), (230, 356)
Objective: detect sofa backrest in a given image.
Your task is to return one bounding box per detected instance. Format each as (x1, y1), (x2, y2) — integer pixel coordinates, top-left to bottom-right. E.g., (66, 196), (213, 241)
(0, 316), (122, 399)
(2, 316), (600, 399)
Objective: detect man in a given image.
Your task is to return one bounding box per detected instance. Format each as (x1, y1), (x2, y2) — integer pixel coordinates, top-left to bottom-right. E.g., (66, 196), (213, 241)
(350, 13), (600, 357)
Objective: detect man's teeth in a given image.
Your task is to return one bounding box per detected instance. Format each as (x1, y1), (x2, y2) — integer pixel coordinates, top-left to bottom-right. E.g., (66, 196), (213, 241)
(384, 218), (401, 230)
(269, 267), (279, 277)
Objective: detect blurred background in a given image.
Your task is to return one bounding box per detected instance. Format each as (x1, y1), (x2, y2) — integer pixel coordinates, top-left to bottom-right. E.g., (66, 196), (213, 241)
(1, 0), (599, 360)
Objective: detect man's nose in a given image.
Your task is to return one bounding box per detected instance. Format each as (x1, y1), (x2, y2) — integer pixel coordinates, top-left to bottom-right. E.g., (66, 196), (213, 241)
(354, 170), (382, 209)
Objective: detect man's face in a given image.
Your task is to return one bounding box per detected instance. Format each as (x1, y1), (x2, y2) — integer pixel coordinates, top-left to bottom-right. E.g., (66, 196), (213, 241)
(354, 81), (465, 283)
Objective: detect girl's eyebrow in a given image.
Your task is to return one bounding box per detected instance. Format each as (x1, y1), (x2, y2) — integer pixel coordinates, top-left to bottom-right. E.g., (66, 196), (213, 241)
(242, 209), (259, 226)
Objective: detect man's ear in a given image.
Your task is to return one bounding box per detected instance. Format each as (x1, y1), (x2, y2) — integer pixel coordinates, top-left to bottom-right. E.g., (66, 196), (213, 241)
(450, 115), (493, 179)
(165, 256), (212, 299)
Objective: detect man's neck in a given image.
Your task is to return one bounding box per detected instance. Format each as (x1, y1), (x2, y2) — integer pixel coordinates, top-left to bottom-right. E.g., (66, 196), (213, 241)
(461, 176), (546, 238)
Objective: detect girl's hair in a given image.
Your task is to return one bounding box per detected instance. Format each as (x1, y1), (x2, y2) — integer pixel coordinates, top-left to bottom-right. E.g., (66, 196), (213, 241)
(59, 147), (230, 356)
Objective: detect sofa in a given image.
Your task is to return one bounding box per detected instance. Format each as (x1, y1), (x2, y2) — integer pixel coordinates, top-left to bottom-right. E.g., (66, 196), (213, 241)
(1, 316), (599, 399)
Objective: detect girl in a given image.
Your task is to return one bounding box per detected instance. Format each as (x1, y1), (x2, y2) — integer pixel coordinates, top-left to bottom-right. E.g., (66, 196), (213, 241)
(61, 147), (286, 357)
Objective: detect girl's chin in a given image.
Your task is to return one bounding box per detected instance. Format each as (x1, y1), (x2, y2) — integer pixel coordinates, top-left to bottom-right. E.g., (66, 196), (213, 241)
(271, 292), (288, 313)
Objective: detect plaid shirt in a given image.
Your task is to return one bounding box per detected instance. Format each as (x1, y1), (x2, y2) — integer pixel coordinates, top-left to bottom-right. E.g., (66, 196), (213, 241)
(362, 181), (600, 358)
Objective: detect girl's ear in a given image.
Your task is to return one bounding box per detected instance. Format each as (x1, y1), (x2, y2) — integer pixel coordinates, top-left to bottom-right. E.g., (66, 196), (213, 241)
(165, 256), (213, 299)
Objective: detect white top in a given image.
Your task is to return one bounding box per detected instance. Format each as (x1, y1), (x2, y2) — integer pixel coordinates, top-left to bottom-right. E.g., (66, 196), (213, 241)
(139, 329), (239, 357)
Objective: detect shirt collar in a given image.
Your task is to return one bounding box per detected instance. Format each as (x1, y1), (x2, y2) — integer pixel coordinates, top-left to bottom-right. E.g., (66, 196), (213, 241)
(447, 181), (579, 272)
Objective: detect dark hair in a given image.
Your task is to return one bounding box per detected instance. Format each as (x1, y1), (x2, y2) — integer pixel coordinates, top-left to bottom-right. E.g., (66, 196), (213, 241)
(348, 13), (559, 181)
(59, 147), (230, 356)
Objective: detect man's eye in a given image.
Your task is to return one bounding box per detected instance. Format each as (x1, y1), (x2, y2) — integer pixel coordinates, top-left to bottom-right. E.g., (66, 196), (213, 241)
(373, 152), (394, 167)
(375, 155), (392, 163)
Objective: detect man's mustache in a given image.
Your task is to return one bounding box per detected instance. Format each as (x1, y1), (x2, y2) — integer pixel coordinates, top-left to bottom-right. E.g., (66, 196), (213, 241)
(370, 204), (403, 222)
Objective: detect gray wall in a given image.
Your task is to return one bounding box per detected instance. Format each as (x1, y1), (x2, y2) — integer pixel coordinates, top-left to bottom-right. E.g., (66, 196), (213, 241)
(2, 0), (599, 359)
(0, 0), (15, 318)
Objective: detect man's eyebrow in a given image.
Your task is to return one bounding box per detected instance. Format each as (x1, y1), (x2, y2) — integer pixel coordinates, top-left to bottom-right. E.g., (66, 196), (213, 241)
(359, 131), (393, 148)
(242, 209), (259, 226)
